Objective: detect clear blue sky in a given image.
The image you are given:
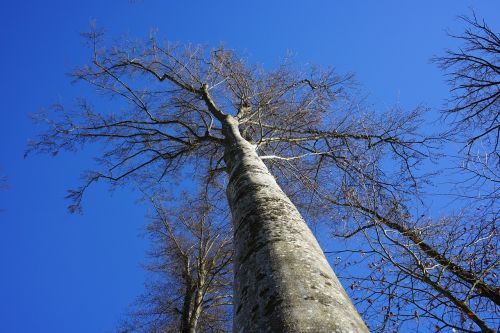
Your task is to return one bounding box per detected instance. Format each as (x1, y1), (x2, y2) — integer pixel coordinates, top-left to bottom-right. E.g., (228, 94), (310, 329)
(0, 1), (498, 332)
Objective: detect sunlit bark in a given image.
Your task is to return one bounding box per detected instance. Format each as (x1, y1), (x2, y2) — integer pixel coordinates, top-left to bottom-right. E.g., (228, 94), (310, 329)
(223, 115), (368, 332)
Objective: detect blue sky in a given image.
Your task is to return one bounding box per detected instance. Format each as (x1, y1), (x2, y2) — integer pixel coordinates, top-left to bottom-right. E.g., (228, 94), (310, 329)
(0, 1), (499, 332)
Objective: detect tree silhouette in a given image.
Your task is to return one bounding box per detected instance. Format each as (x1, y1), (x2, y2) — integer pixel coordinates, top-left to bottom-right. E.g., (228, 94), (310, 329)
(29, 27), (432, 332)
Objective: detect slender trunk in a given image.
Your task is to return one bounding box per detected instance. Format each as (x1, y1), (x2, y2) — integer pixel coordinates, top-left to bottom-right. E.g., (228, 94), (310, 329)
(189, 276), (205, 333)
(223, 115), (368, 333)
(189, 294), (203, 333)
(180, 282), (194, 333)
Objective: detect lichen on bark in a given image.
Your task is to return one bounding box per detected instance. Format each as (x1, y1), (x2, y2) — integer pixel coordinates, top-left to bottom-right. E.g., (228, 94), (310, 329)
(223, 115), (368, 333)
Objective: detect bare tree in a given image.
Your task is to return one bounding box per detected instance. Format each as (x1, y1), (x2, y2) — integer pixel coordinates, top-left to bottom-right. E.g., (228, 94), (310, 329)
(434, 13), (500, 154)
(311, 14), (500, 332)
(324, 194), (498, 333)
(119, 194), (232, 333)
(28, 27), (433, 331)
(433, 13), (499, 206)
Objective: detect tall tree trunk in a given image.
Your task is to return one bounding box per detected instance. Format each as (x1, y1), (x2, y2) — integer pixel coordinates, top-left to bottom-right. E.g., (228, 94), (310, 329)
(223, 116), (368, 333)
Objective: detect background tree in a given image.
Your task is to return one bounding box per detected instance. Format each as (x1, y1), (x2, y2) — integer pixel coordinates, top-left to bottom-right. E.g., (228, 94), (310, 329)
(119, 194), (232, 333)
(324, 196), (498, 333)
(435, 13), (499, 155)
(434, 12), (499, 205)
(315, 13), (500, 333)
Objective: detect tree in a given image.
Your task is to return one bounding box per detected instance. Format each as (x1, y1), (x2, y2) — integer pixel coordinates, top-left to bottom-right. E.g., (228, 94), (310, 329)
(29, 28), (430, 332)
(435, 13), (499, 154)
(316, 13), (500, 333)
(434, 13), (499, 205)
(324, 195), (498, 332)
(119, 195), (232, 333)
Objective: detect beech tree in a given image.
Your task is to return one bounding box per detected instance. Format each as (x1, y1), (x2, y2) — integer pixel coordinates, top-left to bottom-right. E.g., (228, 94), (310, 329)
(119, 195), (232, 333)
(29, 28), (431, 332)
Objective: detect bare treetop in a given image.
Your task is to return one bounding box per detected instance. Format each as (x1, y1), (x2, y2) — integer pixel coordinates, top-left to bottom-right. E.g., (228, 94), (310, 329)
(435, 13), (500, 154)
(28, 28), (433, 214)
(119, 194), (232, 333)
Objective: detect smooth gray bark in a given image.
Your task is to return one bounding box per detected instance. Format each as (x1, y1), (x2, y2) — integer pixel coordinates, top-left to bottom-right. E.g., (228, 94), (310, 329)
(223, 116), (368, 333)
